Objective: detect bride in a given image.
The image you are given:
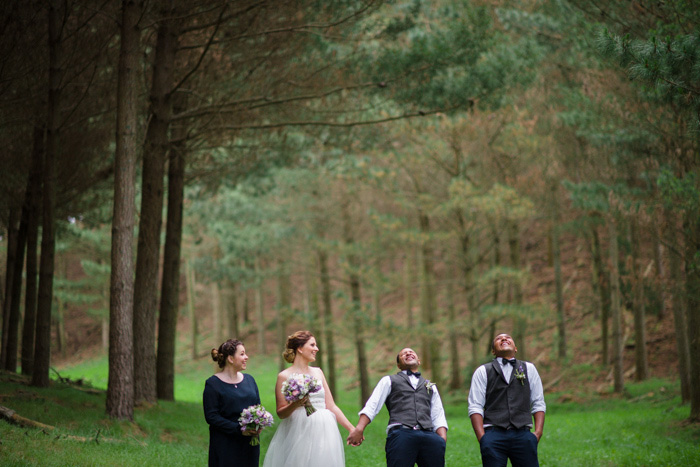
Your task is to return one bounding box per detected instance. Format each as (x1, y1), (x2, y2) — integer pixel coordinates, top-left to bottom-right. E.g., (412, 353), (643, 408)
(263, 331), (356, 467)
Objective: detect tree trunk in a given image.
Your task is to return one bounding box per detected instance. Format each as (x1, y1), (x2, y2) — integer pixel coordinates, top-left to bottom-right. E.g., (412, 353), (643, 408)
(2, 207), (20, 369)
(226, 283), (240, 340)
(212, 282), (222, 345)
(447, 264), (460, 390)
(684, 211), (700, 421)
(254, 258), (265, 354)
(550, 184), (566, 359)
(21, 126), (43, 376)
(608, 215), (624, 393)
(590, 226), (610, 365)
(156, 135), (184, 401)
(5, 205), (27, 372)
(276, 261), (290, 372)
(106, 0), (142, 420)
(186, 259), (198, 360)
(403, 252), (414, 328)
(32, 1), (62, 389)
(509, 221), (526, 360)
(418, 212), (440, 385)
(629, 219), (648, 381)
(342, 201), (370, 406)
(133, 2), (178, 405)
(318, 248), (336, 396)
(665, 209), (690, 402)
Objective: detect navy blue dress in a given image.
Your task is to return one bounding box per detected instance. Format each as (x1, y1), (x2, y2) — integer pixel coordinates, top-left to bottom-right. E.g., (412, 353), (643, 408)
(203, 374), (261, 467)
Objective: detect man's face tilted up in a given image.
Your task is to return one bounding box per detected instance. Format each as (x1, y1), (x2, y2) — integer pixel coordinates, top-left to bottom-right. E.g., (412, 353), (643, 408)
(397, 348), (421, 371)
(492, 334), (518, 359)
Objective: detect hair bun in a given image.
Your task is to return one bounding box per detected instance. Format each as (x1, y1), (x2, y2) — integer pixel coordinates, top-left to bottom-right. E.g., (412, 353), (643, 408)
(282, 348), (295, 363)
(211, 348), (220, 363)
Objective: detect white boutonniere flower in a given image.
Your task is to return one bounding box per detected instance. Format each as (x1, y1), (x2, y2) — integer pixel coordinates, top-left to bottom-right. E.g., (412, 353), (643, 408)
(425, 380), (436, 394)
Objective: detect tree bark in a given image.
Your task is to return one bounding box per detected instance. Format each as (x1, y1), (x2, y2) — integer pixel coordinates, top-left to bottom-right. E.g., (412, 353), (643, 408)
(254, 258), (265, 354)
(403, 252), (414, 328)
(2, 207), (20, 369)
(608, 215), (624, 393)
(186, 259), (198, 360)
(276, 261), (290, 372)
(418, 212), (441, 385)
(550, 183), (566, 359)
(683, 211), (700, 421)
(106, 0), (142, 420)
(156, 107), (185, 401)
(318, 248), (336, 396)
(629, 219), (648, 381)
(509, 221), (527, 360)
(32, 1), (62, 388)
(446, 264), (460, 390)
(665, 209), (690, 402)
(342, 200), (370, 406)
(212, 282), (222, 346)
(21, 126), (43, 376)
(590, 226), (610, 365)
(4, 204), (26, 372)
(133, 1), (178, 405)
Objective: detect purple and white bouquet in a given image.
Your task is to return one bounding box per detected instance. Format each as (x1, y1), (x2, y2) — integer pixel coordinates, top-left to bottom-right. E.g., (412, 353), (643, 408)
(281, 373), (322, 416)
(238, 404), (274, 445)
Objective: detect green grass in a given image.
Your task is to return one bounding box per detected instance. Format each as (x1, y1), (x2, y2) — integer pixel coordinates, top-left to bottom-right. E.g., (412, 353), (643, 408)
(1, 360), (699, 466)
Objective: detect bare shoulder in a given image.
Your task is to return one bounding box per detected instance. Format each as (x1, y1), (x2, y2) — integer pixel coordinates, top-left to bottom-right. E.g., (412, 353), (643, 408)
(310, 367), (325, 380)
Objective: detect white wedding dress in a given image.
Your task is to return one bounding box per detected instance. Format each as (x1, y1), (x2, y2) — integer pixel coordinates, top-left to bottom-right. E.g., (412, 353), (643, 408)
(263, 385), (345, 467)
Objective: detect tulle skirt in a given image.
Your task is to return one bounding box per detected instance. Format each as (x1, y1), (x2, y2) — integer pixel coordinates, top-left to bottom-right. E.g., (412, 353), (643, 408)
(263, 407), (345, 467)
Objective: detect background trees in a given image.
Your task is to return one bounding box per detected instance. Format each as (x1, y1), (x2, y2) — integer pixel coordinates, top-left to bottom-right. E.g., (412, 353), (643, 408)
(0, 0), (698, 424)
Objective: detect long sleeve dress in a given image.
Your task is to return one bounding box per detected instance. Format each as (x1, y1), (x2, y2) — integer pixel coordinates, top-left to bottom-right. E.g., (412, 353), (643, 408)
(203, 374), (261, 467)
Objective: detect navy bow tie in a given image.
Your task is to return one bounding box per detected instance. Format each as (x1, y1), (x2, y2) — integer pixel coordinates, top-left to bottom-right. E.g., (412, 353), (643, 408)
(502, 358), (516, 366)
(406, 370), (421, 377)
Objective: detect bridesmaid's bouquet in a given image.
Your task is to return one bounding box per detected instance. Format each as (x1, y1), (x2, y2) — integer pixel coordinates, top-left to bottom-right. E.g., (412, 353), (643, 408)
(281, 373), (322, 416)
(239, 404), (274, 445)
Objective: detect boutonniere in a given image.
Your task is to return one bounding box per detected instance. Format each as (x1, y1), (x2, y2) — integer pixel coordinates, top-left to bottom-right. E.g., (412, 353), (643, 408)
(425, 380), (436, 394)
(514, 364), (527, 386)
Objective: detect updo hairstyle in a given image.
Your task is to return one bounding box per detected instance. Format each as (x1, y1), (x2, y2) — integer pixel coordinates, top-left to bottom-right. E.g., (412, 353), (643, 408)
(283, 331), (314, 364)
(211, 339), (243, 368)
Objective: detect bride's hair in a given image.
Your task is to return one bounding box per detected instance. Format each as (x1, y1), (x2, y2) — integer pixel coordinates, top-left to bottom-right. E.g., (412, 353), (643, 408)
(283, 331), (314, 363)
(211, 339), (243, 368)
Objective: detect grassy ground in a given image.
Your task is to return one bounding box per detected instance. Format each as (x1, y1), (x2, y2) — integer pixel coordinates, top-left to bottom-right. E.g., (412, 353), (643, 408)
(0, 357), (698, 466)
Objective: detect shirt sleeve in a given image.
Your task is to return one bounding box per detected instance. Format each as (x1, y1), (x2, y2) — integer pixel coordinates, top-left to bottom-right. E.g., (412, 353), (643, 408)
(526, 363), (546, 414)
(358, 376), (392, 422)
(430, 387), (448, 431)
(202, 379), (241, 435)
(467, 365), (487, 417)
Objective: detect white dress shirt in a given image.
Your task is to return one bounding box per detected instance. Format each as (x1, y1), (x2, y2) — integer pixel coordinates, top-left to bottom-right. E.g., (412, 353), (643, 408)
(468, 358), (546, 426)
(359, 370), (448, 434)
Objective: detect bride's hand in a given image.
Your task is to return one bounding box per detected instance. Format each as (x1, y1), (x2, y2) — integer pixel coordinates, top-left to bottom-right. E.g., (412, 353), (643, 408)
(296, 395), (310, 408)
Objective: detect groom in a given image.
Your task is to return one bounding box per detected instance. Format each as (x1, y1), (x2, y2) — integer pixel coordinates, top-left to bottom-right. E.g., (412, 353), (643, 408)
(347, 348), (447, 467)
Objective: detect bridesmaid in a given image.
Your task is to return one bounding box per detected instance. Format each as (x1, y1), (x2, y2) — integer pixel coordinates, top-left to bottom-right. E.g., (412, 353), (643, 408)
(203, 339), (262, 467)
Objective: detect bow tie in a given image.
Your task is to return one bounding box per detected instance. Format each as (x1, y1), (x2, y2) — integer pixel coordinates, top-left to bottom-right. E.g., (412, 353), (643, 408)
(502, 358), (516, 366)
(406, 370), (421, 377)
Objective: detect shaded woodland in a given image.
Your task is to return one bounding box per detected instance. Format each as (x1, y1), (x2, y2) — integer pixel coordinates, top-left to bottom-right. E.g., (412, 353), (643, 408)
(0, 0), (698, 424)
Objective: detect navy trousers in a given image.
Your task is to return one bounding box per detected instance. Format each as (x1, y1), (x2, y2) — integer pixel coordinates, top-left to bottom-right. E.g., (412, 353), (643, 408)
(479, 427), (539, 467)
(385, 426), (446, 467)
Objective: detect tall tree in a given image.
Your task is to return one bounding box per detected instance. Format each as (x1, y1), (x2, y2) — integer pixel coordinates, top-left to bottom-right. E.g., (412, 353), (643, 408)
(106, 0), (143, 420)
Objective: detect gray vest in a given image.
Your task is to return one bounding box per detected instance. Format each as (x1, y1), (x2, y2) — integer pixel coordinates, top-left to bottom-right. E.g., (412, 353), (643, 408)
(386, 372), (433, 430)
(483, 359), (532, 429)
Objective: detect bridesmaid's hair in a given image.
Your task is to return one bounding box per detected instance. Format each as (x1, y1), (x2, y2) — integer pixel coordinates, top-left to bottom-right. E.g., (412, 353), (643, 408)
(211, 339), (243, 368)
(283, 331), (314, 363)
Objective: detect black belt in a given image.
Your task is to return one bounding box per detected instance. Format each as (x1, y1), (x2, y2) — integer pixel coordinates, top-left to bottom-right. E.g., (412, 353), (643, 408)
(389, 425), (432, 433)
(484, 426), (531, 432)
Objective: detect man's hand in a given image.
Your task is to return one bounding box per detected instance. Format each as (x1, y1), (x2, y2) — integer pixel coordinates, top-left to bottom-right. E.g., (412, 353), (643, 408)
(346, 427), (364, 446)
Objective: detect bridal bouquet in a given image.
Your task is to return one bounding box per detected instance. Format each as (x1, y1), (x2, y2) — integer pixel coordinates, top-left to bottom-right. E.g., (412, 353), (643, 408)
(281, 373), (322, 416)
(239, 404), (274, 445)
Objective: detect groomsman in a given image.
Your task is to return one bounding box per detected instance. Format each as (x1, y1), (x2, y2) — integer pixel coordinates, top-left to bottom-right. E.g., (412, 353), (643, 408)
(468, 333), (546, 467)
(347, 348), (448, 467)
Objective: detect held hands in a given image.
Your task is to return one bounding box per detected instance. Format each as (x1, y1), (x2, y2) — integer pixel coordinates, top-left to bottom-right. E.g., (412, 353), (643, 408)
(346, 427), (365, 446)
